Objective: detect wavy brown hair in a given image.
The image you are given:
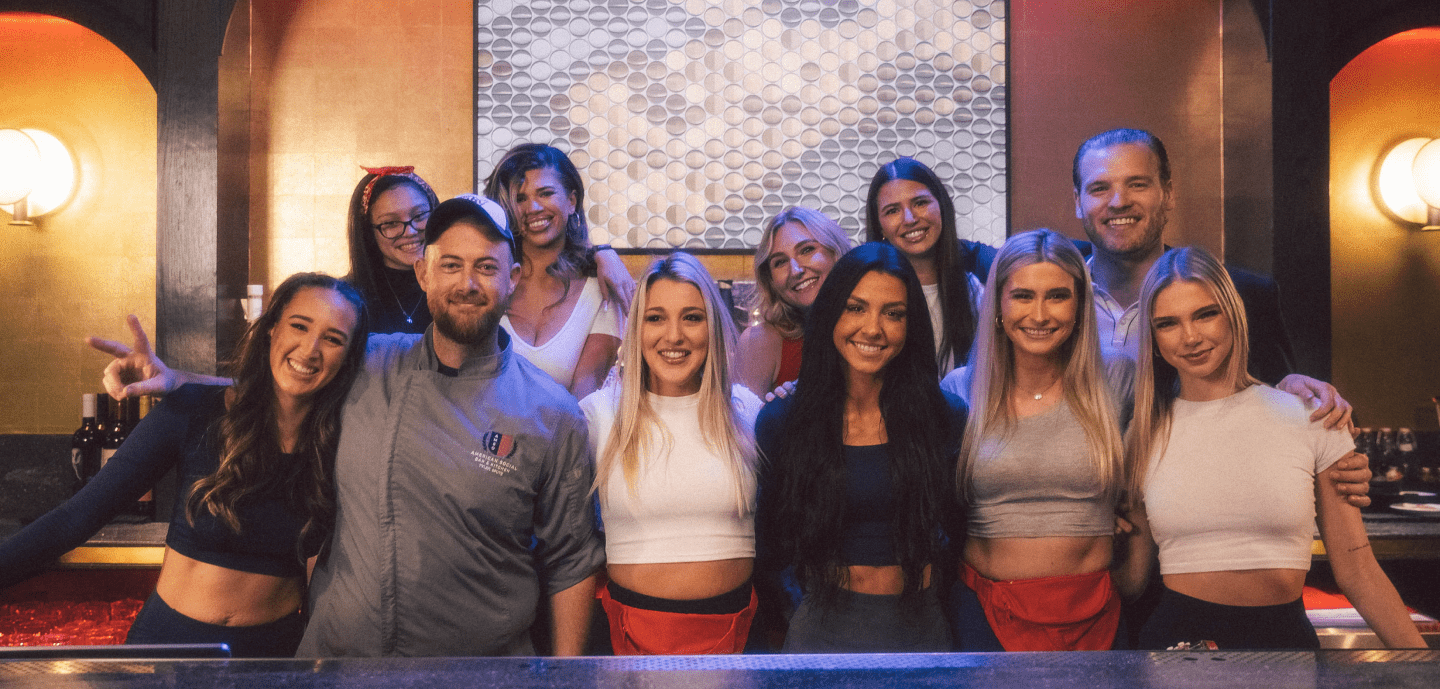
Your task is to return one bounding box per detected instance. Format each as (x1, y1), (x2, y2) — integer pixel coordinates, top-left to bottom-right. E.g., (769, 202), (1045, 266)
(482, 143), (596, 309)
(186, 273), (369, 563)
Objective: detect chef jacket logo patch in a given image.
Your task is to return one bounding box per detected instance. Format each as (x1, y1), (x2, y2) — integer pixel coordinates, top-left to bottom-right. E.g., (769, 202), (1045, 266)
(482, 431), (516, 459)
(471, 431), (519, 477)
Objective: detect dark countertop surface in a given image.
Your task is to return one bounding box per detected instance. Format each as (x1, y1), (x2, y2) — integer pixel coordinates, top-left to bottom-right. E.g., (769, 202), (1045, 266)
(0, 520), (166, 547)
(0, 650), (1438, 688)
(3, 512), (1436, 553)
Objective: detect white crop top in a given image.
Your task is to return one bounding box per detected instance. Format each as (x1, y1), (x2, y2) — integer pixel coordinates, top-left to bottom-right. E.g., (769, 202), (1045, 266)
(579, 384), (763, 565)
(1144, 385), (1353, 575)
(501, 278), (622, 389)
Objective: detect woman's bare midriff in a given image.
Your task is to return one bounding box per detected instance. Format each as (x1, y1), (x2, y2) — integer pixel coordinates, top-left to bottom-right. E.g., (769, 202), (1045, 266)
(153, 548), (305, 626)
(607, 558), (753, 600)
(1164, 569), (1307, 607)
(843, 564), (932, 595)
(964, 536), (1113, 582)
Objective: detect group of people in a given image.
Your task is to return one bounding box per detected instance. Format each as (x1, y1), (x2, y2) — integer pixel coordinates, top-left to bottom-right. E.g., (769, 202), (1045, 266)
(0, 129), (1423, 657)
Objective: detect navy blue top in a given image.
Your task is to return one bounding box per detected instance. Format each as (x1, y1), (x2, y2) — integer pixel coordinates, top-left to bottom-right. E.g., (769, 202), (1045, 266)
(840, 443), (895, 566)
(754, 391), (968, 567)
(0, 384), (317, 586)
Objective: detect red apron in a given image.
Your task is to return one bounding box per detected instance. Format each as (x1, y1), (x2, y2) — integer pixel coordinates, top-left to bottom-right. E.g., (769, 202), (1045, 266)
(960, 562), (1121, 651)
(597, 585), (757, 655)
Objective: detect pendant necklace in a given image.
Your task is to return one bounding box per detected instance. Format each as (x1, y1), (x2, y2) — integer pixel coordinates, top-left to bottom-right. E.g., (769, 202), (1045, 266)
(1019, 375), (1060, 401)
(384, 272), (424, 325)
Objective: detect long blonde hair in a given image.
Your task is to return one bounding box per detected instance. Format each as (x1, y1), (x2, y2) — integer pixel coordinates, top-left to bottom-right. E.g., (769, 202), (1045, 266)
(957, 230), (1124, 501)
(1125, 246), (1258, 504)
(595, 252), (758, 513)
(751, 207), (854, 338)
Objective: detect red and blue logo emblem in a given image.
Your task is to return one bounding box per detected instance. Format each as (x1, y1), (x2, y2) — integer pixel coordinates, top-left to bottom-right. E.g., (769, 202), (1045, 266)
(482, 431), (516, 459)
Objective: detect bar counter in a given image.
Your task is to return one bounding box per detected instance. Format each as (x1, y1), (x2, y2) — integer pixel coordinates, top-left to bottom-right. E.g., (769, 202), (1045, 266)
(1, 650), (1438, 688)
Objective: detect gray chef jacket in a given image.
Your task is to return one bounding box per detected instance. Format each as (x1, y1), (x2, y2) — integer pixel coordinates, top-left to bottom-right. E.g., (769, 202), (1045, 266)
(297, 328), (603, 657)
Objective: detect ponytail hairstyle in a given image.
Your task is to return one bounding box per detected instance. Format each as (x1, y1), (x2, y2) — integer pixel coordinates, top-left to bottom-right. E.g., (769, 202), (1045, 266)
(187, 273), (369, 563)
(596, 252), (758, 514)
(1125, 246), (1257, 504)
(958, 230), (1124, 502)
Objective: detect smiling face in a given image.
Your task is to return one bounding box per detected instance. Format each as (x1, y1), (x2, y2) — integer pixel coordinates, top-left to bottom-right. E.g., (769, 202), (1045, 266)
(511, 167), (576, 251)
(416, 221), (519, 347)
(369, 184), (432, 270)
(1073, 142), (1174, 261)
(1000, 261), (1079, 364)
(1150, 279), (1236, 401)
(833, 270), (908, 381)
(269, 287), (360, 406)
(765, 220), (839, 311)
(641, 278), (709, 397)
(875, 179), (944, 260)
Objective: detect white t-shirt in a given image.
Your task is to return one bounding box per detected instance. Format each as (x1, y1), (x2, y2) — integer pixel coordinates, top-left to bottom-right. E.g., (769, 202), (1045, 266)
(1144, 385), (1354, 575)
(501, 278), (622, 390)
(922, 273), (984, 374)
(579, 383), (763, 564)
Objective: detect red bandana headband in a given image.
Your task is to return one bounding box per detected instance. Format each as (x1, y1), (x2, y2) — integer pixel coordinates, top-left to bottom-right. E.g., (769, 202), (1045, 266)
(360, 165), (436, 215)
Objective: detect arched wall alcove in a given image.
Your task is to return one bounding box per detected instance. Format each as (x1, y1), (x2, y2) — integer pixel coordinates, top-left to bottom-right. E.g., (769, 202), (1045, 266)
(1330, 27), (1440, 429)
(0, 12), (157, 434)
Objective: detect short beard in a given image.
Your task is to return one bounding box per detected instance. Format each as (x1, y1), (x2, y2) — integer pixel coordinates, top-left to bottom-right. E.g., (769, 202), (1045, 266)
(1082, 212), (1166, 260)
(431, 297), (503, 347)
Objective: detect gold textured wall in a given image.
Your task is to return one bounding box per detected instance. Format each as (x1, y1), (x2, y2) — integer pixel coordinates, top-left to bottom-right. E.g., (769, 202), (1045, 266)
(476, 0), (1009, 248)
(246, 0), (475, 287)
(0, 14), (157, 434)
(1330, 28), (1440, 430)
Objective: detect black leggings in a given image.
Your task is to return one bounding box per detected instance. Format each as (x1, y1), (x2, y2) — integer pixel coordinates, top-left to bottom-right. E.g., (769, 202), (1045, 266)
(125, 591), (305, 657)
(1138, 587), (1318, 650)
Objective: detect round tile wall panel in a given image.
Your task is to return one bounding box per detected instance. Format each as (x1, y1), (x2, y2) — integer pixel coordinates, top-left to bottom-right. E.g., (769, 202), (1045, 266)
(476, 0), (1006, 249)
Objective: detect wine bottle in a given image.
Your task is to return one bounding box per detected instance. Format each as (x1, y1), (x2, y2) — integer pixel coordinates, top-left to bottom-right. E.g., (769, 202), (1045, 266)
(99, 396), (127, 470)
(130, 396), (156, 520)
(69, 394), (101, 493)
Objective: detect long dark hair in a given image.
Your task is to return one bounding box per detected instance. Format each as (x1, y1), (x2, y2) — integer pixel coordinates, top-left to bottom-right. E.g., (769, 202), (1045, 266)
(864, 157), (977, 368)
(759, 242), (953, 605)
(482, 143), (596, 283)
(187, 273), (369, 563)
(344, 171), (439, 304)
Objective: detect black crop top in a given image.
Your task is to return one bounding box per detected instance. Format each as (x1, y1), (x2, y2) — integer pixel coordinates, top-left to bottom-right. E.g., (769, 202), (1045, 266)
(0, 384), (317, 586)
(754, 391), (969, 569)
(841, 443), (895, 566)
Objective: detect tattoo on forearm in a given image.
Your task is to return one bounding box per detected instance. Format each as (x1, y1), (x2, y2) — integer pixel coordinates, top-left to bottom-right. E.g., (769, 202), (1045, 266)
(1348, 543), (1372, 553)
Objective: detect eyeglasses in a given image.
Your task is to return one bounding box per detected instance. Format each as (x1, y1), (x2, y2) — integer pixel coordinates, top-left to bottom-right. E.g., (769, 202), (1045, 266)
(372, 210), (431, 239)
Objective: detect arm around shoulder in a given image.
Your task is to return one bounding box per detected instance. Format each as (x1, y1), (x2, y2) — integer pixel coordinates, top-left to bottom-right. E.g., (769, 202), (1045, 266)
(737, 323), (783, 398)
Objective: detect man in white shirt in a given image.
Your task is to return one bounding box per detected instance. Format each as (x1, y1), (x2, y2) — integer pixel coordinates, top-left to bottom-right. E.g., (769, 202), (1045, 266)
(1072, 128), (1352, 429)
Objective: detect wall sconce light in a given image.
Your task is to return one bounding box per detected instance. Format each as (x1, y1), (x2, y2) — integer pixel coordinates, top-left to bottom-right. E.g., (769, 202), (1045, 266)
(0, 128), (77, 226)
(1376, 137), (1440, 230)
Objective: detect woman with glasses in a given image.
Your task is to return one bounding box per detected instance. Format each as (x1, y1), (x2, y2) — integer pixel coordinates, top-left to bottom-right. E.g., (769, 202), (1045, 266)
(484, 144), (627, 400)
(344, 166), (440, 334)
